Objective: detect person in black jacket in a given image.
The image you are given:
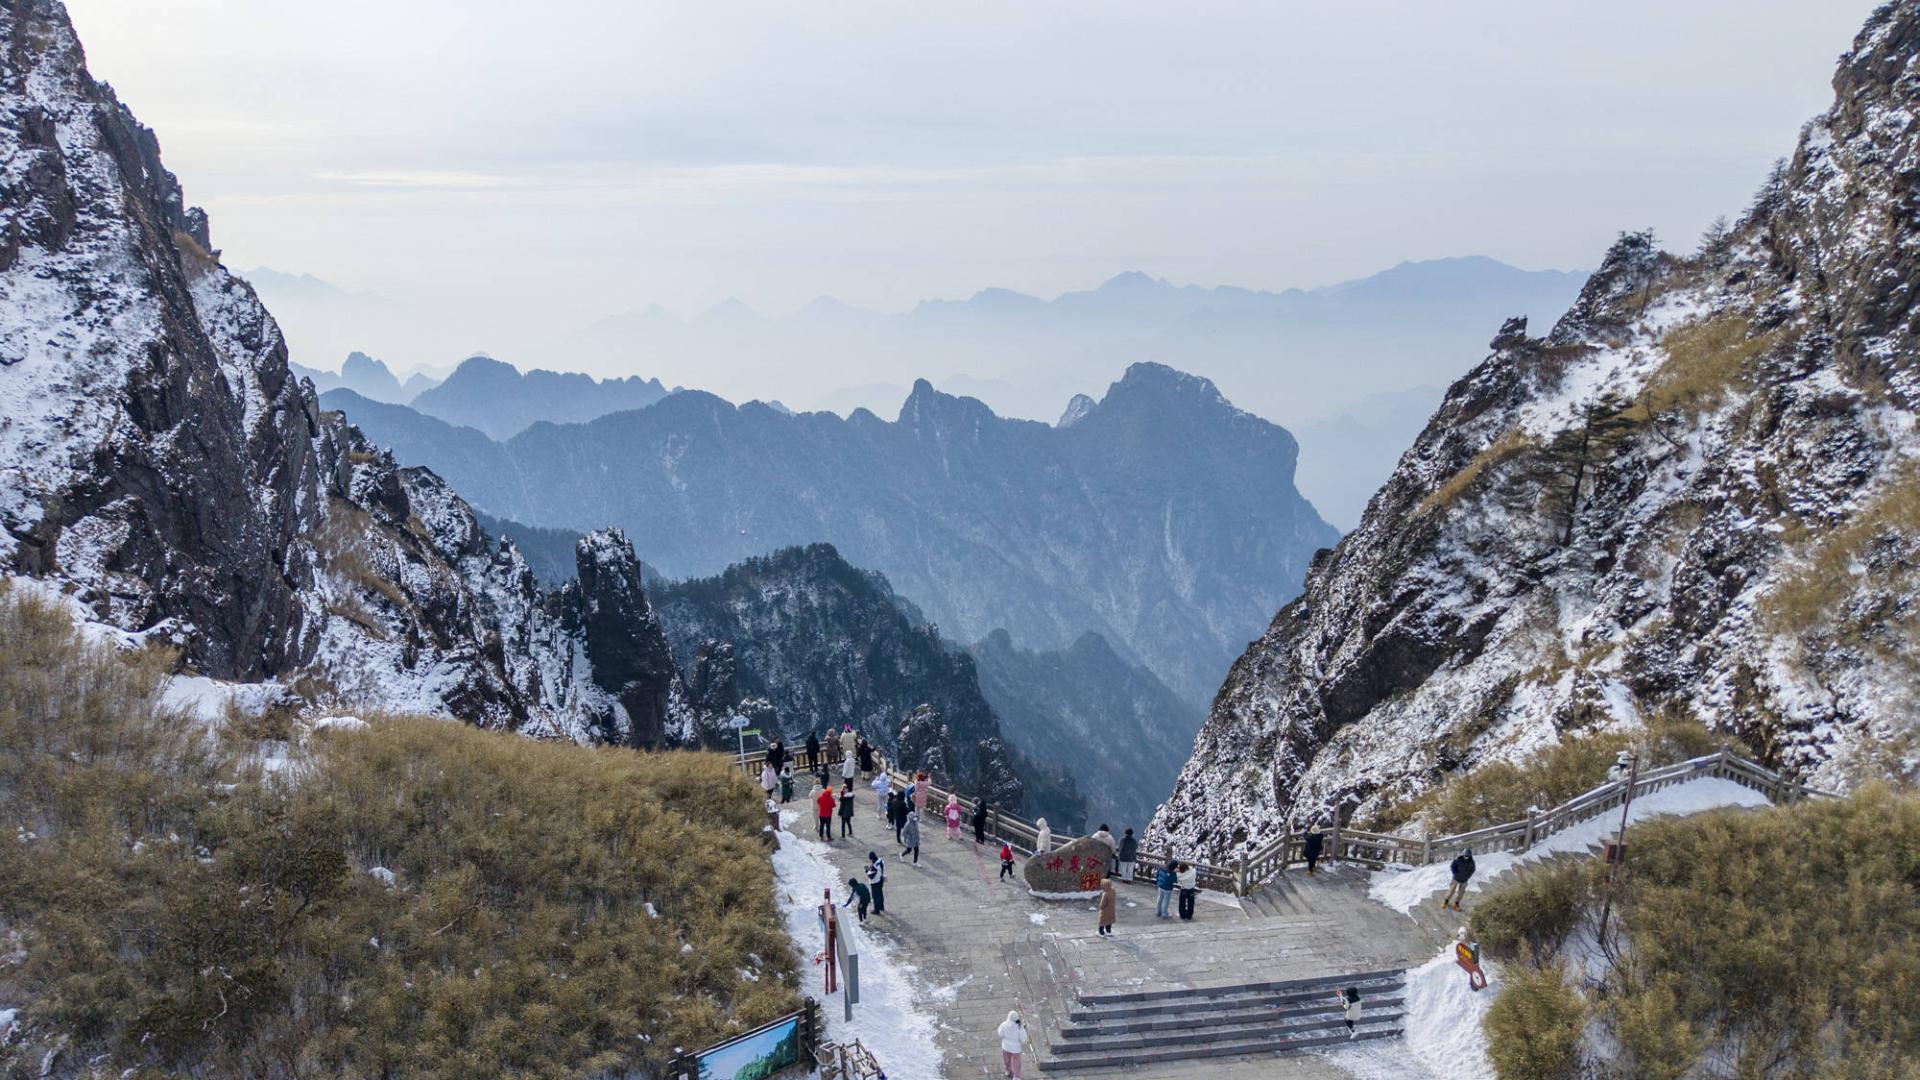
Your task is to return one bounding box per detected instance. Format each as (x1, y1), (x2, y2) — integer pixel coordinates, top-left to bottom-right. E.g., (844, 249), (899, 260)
(866, 852), (887, 915)
(889, 790), (908, 844)
(1117, 828), (1139, 881)
(972, 799), (991, 844)
(766, 739), (785, 773)
(1302, 824), (1325, 876)
(838, 782), (857, 839)
(856, 738), (875, 776)
(1443, 848), (1476, 911)
(841, 877), (872, 923)
(805, 731), (821, 770)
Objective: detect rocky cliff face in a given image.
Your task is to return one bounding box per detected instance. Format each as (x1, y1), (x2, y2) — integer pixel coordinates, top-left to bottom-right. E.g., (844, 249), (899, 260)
(1155, 0), (1920, 860)
(324, 361), (1339, 706)
(0, 0), (691, 745)
(650, 544), (1038, 811)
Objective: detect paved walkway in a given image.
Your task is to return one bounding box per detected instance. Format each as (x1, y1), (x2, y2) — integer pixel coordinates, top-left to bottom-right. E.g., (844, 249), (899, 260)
(782, 804), (1452, 1078)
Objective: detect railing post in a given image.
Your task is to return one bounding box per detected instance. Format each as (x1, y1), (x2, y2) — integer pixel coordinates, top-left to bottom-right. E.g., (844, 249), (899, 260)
(1523, 807), (1537, 849)
(1421, 832), (1432, 865)
(1327, 820), (1341, 867)
(1235, 853), (1248, 896)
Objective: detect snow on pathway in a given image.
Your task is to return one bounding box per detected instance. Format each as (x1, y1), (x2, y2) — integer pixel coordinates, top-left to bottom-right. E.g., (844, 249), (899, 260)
(1369, 776), (1774, 915)
(1321, 946), (1499, 1080)
(771, 810), (945, 1079)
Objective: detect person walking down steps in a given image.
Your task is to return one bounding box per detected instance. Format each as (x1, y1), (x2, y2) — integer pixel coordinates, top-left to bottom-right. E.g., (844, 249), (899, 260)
(998, 840), (1016, 880)
(997, 1010), (1032, 1079)
(1097, 878), (1117, 936)
(1303, 822), (1325, 876)
(866, 851), (887, 915)
(1443, 848), (1476, 911)
(1337, 986), (1363, 1040)
(900, 809), (921, 865)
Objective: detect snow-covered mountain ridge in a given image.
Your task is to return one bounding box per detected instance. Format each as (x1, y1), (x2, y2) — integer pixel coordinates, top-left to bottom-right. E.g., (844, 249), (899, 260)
(1154, 0), (1920, 860)
(0, 0), (700, 744)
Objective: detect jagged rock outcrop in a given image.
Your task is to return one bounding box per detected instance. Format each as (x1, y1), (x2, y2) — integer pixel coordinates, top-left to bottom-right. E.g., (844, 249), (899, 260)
(0, 0), (692, 744)
(1154, 0), (1920, 861)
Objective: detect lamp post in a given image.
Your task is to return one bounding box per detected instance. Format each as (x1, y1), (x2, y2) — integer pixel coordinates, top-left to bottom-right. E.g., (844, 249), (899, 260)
(1596, 750), (1640, 946)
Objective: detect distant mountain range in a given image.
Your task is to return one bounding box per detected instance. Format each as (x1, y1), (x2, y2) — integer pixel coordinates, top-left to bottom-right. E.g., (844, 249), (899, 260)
(320, 361), (1338, 706)
(291, 351), (442, 403)
(555, 258), (1587, 430)
(407, 355), (672, 440)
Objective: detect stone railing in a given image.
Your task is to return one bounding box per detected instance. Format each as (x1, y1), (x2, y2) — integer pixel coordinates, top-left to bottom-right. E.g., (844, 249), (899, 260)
(738, 745), (1829, 896)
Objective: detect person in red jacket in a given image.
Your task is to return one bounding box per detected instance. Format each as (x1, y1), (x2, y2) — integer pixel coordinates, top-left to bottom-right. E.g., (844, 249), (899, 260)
(815, 785), (836, 842)
(998, 841), (1016, 880)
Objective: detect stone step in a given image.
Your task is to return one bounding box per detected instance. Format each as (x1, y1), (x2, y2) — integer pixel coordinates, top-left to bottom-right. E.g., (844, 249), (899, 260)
(1058, 995), (1407, 1039)
(1035, 1024), (1403, 1071)
(1077, 966), (1404, 1007)
(1052, 1005), (1407, 1055)
(1069, 973), (1404, 1022)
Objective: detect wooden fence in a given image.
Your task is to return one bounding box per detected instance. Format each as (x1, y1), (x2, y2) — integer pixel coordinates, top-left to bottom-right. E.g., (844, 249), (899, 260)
(739, 744), (1830, 896)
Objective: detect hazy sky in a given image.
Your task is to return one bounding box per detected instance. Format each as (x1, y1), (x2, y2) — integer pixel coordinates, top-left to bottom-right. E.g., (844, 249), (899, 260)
(66, 0), (1876, 359)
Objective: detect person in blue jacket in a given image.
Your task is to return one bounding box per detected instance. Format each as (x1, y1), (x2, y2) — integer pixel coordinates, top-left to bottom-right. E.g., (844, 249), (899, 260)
(1154, 860), (1177, 918)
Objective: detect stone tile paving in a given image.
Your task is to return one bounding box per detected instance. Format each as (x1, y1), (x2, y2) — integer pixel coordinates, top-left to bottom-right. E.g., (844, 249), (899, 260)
(783, 809), (1448, 1078)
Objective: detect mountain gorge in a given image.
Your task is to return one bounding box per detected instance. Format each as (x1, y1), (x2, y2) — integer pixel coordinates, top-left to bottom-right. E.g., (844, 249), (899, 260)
(323, 363), (1340, 706)
(1154, 3), (1920, 861)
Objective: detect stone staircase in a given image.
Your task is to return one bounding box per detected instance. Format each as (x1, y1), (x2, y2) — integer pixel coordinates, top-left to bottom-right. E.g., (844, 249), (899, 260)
(1036, 968), (1407, 1071)
(1237, 862), (1371, 919)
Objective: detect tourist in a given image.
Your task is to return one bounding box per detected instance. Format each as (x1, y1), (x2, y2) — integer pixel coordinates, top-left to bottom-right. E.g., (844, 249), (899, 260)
(779, 761), (794, 803)
(1337, 986), (1362, 1040)
(1096, 879), (1117, 936)
(913, 772), (929, 818)
(901, 777), (916, 821)
(1443, 848), (1476, 911)
(945, 794), (964, 840)
(766, 738), (786, 773)
(1117, 828), (1138, 882)
(866, 851), (887, 914)
(760, 760), (778, 799)
(838, 782), (857, 839)
(839, 725), (858, 768)
(841, 876), (872, 924)
(1302, 822), (1325, 876)
(973, 799), (991, 845)
(805, 730), (821, 770)
(871, 770), (891, 821)
(1154, 860), (1176, 918)
(1033, 817), (1052, 855)
(1090, 823), (1115, 875)
(998, 840), (1015, 880)
(901, 810), (921, 865)
(996, 1011), (1031, 1078)
(889, 789), (908, 843)
(857, 737), (876, 776)
(814, 785), (835, 841)
(1176, 862), (1198, 921)
(840, 745), (858, 783)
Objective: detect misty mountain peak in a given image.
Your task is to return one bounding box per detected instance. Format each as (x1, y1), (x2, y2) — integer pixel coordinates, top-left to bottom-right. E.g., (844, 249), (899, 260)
(1057, 393), (1097, 428)
(1095, 269), (1173, 296)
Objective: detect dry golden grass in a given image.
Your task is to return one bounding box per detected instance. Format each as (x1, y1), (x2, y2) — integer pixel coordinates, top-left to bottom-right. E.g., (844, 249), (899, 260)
(0, 584), (798, 1078)
(1415, 427), (1538, 517)
(1630, 313), (1783, 423)
(1766, 464), (1920, 634)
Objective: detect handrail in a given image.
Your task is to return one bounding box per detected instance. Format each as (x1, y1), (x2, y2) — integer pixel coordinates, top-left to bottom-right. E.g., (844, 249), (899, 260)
(736, 744), (1831, 896)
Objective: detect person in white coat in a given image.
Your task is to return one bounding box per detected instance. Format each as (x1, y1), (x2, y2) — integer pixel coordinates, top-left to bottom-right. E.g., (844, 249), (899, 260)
(996, 1010), (1032, 1078)
(1033, 818), (1052, 855)
(759, 761), (778, 797)
(1338, 986), (1363, 1039)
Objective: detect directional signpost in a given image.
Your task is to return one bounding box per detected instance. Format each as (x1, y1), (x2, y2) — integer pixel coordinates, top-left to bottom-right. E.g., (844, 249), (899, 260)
(730, 715), (751, 769)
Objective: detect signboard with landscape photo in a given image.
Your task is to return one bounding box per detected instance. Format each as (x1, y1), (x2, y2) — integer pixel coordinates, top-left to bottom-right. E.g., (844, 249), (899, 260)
(695, 1014), (802, 1080)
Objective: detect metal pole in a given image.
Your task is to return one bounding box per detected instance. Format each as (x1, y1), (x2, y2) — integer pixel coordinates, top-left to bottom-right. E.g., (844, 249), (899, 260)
(1596, 751), (1639, 945)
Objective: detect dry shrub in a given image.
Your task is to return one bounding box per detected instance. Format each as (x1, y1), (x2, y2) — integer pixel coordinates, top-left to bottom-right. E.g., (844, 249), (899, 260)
(1471, 858), (1594, 965)
(1766, 464), (1920, 634)
(0, 587), (798, 1079)
(1483, 962), (1588, 1079)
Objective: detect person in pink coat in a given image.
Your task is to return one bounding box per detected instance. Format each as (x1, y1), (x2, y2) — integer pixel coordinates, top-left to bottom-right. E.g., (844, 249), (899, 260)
(913, 772), (930, 818)
(945, 793), (964, 840)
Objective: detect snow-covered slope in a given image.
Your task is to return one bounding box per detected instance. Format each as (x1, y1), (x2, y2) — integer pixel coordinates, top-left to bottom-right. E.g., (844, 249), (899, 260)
(0, 0), (694, 744)
(1155, 0), (1920, 860)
